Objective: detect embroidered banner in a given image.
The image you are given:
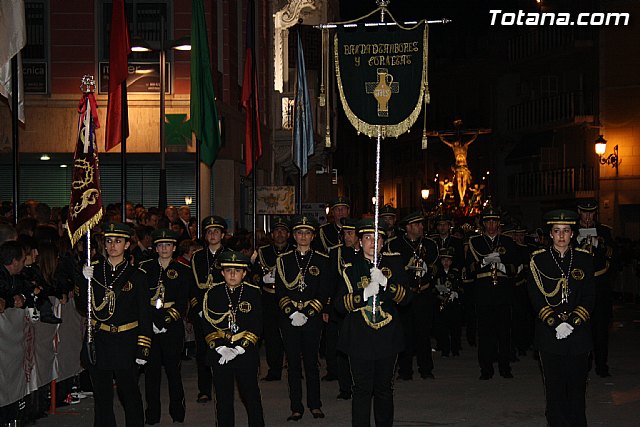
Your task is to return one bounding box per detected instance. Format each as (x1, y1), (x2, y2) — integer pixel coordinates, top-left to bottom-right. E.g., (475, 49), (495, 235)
(334, 23), (429, 138)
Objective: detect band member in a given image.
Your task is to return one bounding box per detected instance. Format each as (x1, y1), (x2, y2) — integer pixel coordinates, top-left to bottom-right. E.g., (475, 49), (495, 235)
(78, 222), (152, 427)
(314, 197), (351, 253)
(201, 250), (264, 427)
(324, 218), (358, 398)
(434, 247), (463, 357)
(275, 215), (329, 421)
(431, 215), (465, 269)
(379, 204), (398, 240)
(388, 211), (439, 379)
(254, 216), (291, 381)
(190, 215), (232, 403)
(336, 218), (411, 427)
(574, 198), (615, 377)
(466, 207), (520, 379)
(528, 209), (594, 426)
(139, 229), (190, 424)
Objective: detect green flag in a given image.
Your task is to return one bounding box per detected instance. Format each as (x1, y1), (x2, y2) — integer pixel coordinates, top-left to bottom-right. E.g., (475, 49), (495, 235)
(190, 0), (220, 166)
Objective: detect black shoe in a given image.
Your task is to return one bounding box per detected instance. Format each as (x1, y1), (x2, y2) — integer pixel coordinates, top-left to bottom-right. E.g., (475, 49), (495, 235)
(262, 374), (281, 381)
(40, 313), (63, 324)
(336, 392), (351, 400)
(196, 393), (211, 403)
(311, 409), (325, 419)
(287, 412), (303, 421)
(501, 372), (514, 379)
(421, 372), (435, 379)
(321, 374), (337, 381)
(479, 373), (492, 380)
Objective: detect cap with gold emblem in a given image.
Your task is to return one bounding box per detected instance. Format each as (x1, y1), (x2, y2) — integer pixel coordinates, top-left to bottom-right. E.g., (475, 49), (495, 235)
(480, 207), (501, 221)
(576, 198), (598, 212)
(329, 196), (351, 209)
(103, 222), (133, 239)
(356, 218), (387, 237)
(438, 247), (455, 258)
(202, 215), (227, 232)
(271, 216), (290, 232)
(151, 228), (179, 245)
(379, 204), (397, 218)
(434, 214), (454, 225)
(340, 217), (358, 231)
(218, 250), (252, 269)
(291, 214), (318, 232)
(400, 211), (424, 226)
(543, 209), (578, 225)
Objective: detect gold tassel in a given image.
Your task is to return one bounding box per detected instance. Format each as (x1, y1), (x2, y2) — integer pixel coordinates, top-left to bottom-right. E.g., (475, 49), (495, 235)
(421, 84), (429, 150)
(422, 130), (428, 150)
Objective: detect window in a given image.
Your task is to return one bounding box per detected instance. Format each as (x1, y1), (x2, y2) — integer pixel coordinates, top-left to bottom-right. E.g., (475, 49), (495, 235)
(23, 0), (49, 94)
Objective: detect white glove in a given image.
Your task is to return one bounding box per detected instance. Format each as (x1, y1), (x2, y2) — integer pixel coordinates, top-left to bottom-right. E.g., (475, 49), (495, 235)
(363, 280), (380, 299)
(555, 322), (574, 340)
(262, 271), (276, 284)
(153, 323), (167, 334)
(482, 252), (501, 266)
(136, 358), (147, 366)
(82, 265), (94, 280)
(517, 264), (524, 274)
(216, 346), (238, 364)
(198, 311), (203, 318)
(370, 267), (388, 288)
(289, 311), (308, 327)
(435, 284), (448, 294)
(496, 263), (507, 274)
(234, 345), (246, 356)
(448, 291), (459, 301)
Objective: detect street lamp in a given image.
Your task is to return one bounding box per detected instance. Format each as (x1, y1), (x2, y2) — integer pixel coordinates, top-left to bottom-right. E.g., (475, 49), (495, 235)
(131, 20), (190, 210)
(594, 135), (620, 174)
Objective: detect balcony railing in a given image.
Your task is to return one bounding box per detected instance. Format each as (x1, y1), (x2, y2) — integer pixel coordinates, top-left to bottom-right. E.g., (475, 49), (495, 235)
(508, 27), (594, 63)
(508, 167), (595, 199)
(507, 91), (593, 131)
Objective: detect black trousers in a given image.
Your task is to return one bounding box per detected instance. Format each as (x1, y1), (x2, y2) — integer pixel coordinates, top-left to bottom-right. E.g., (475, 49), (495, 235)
(192, 317), (213, 397)
(144, 327), (185, 423)
(591, 283), (613, 374)
(477, 304), (512, 376)
(212, 349), (264, 427)
(462, 283), (477, 346)
(262, 293), (284, 378)
(350, 354), (396, 427)
(511, 284), (533, 354)
(325, 318), (353, 394)
(397, 293), (434, 377)
(539, 351), (589, 427)
(281, 321), (322, 413)
(88, 366), (144, 427)
(435, 302), (462, 355)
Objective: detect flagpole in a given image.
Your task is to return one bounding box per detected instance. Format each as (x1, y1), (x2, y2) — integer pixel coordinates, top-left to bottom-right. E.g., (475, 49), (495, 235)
(195, 139), (201, 238)
(159, 17), (168, 211)
(11, 55), (19, 225)
(250, 0), (258, 246)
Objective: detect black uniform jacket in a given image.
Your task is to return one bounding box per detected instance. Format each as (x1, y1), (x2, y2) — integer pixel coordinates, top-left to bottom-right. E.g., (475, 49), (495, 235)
(254, 243), (294, 294)
(139, 258), (191, 331)
(200, 280), (262, 364)
(336, 251), (412, 360)
(275, 249), (330, 328)
(76, 258), (152, 370)
(527, 247), (595, 355)
(431, 234), (466, 269)
(465, 233), (520, 306)
(572, 223), (614, 279)
(313, 223), (341, 254)
(190, 246), (232, 317)
(386, 235), (439, 293)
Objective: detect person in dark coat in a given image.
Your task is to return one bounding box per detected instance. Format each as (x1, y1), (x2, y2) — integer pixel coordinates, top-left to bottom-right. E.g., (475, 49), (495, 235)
(77, 222), (152, 427)
(140, 229), (191, 424)
(528, 209), (595, 427)
(336, 219), (411, 427)
(201, 250), (264, 427)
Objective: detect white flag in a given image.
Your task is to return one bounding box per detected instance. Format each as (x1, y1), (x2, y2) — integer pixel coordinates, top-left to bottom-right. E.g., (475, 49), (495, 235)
(0, 0), (26, 123)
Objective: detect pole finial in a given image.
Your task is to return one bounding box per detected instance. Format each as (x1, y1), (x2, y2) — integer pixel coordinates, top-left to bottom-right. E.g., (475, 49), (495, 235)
(80, 75), (96, 94)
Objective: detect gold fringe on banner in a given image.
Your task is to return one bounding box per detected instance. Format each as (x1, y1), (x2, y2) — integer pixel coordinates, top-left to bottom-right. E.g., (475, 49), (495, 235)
(334, 23), (429, 139)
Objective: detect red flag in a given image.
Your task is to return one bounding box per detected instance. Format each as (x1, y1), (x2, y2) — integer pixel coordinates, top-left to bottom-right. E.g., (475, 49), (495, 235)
(105, 0), (130, 152)
(241, 1), (263, 176)
(68, 89), (103, 247)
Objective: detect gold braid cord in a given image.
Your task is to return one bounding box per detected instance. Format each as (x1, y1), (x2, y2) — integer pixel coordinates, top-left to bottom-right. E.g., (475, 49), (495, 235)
(334, 23), (429, 139)
(276, 255), (304, 290)
(202, 287), (232, 327)
(529, 257), (566, 307)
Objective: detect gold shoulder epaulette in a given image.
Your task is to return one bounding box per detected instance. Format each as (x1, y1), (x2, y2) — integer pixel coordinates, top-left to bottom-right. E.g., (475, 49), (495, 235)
(382, 251), (401, 257)
(91, 259), (100, 266)
(531, 248), (547, 256)
(386, 236), (397, 244)
(211, 281), (226, 287)
(280, 249), (294, 256)
(192, 248), (204, 255)
(575, 247), (590, 254)
(243, 281), (260, 289)
(138, 259), (153, 272)
(328, 243), (343, 251)
(315, 251), (330, 259)
(258, 244), (270, 251)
